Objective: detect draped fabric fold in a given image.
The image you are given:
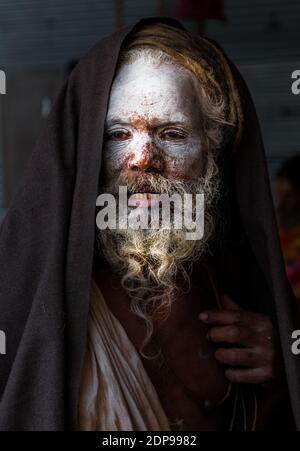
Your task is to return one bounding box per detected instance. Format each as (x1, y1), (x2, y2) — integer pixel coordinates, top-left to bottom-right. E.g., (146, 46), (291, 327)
(79, 280), (170, 431)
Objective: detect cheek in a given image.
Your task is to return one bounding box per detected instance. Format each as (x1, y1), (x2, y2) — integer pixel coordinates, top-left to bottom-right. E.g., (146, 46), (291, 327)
(101, 142), (129, 179)
(164, 142), (203, 179)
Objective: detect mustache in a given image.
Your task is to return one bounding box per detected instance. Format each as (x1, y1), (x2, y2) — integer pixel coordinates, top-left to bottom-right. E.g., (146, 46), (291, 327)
(100, 173), (205, 196)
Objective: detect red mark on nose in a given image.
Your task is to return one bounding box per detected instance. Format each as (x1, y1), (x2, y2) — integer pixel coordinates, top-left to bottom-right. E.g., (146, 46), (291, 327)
(128, 142), (163, 173)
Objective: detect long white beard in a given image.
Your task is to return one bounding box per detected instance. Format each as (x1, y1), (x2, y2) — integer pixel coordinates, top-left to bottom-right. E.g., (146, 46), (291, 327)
(96, 172), (220, 358)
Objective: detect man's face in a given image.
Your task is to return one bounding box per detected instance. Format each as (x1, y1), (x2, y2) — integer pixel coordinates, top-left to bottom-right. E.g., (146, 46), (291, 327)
(274, 177), (300, 213)
(274, 177), (300, 228)
(97, 53), (220, 344)
(102, 55), (204, 187)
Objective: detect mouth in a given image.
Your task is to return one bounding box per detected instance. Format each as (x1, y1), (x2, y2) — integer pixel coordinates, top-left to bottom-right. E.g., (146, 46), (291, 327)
(128, 192), (160, 208)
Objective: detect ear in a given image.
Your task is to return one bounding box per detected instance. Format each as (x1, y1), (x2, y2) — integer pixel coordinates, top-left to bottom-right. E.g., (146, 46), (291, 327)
(220, 294), (242, 311)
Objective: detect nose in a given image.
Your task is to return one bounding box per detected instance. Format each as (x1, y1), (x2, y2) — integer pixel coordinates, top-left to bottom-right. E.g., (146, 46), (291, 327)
(127, 136), (163, 174)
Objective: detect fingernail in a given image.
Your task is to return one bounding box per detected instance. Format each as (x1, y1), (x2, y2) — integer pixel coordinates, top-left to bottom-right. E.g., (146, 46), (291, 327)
(199, 312), (208, 321)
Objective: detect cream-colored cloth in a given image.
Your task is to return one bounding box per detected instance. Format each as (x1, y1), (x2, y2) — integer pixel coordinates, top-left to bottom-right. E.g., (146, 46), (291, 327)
(78, 279), (171, 431)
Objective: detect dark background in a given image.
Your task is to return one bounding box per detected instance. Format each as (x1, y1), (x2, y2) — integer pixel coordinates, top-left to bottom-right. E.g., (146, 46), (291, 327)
(1, 0), (300, 220)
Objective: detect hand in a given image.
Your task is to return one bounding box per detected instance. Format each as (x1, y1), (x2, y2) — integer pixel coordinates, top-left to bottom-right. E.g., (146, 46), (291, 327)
(199, 295), (284, 387)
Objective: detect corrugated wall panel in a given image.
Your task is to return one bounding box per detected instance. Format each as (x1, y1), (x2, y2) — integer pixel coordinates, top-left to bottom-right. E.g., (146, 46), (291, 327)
(1, 0), (300, 208)
(0, 0), (115, 71)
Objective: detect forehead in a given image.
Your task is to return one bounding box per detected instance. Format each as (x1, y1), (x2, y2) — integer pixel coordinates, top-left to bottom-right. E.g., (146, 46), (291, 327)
(106, 54), (200, 125)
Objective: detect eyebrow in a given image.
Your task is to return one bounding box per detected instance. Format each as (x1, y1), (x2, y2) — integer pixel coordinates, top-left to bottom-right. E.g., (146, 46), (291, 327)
(105, 117), (190, 129)
(105, 118), (130, 127)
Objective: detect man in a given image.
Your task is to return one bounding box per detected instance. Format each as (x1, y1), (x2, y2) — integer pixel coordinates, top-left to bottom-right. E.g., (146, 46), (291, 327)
(274, 155), (300, 301)
(0, 17), (299, 431)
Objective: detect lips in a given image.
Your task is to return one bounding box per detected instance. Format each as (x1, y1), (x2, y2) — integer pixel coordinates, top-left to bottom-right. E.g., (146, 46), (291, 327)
(131, 183), (158, 194)
(128, 193), (160, 208)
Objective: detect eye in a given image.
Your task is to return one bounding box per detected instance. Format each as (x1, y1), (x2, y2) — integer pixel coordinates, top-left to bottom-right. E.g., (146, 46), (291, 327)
(160, 129), (187, 141)
(106, 129), (132, 141)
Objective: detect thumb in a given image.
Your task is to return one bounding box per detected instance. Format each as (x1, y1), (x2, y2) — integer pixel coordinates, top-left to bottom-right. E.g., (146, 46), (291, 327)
(221, 294), (241, 311)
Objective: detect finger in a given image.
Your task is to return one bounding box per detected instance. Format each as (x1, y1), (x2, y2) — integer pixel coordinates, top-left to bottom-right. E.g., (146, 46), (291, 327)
(207, 325), (256, 346)
(215, 348), (264, 367)
(203, 295), (275, 333)
(199, 310), (241, 325)
(199, 309), (273, 332)
(225, 367), (273, 385)
(220, 295), (241, 311)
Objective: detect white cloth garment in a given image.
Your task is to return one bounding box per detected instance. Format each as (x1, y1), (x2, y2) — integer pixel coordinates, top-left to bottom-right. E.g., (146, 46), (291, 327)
(78, 279), (171, 431)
